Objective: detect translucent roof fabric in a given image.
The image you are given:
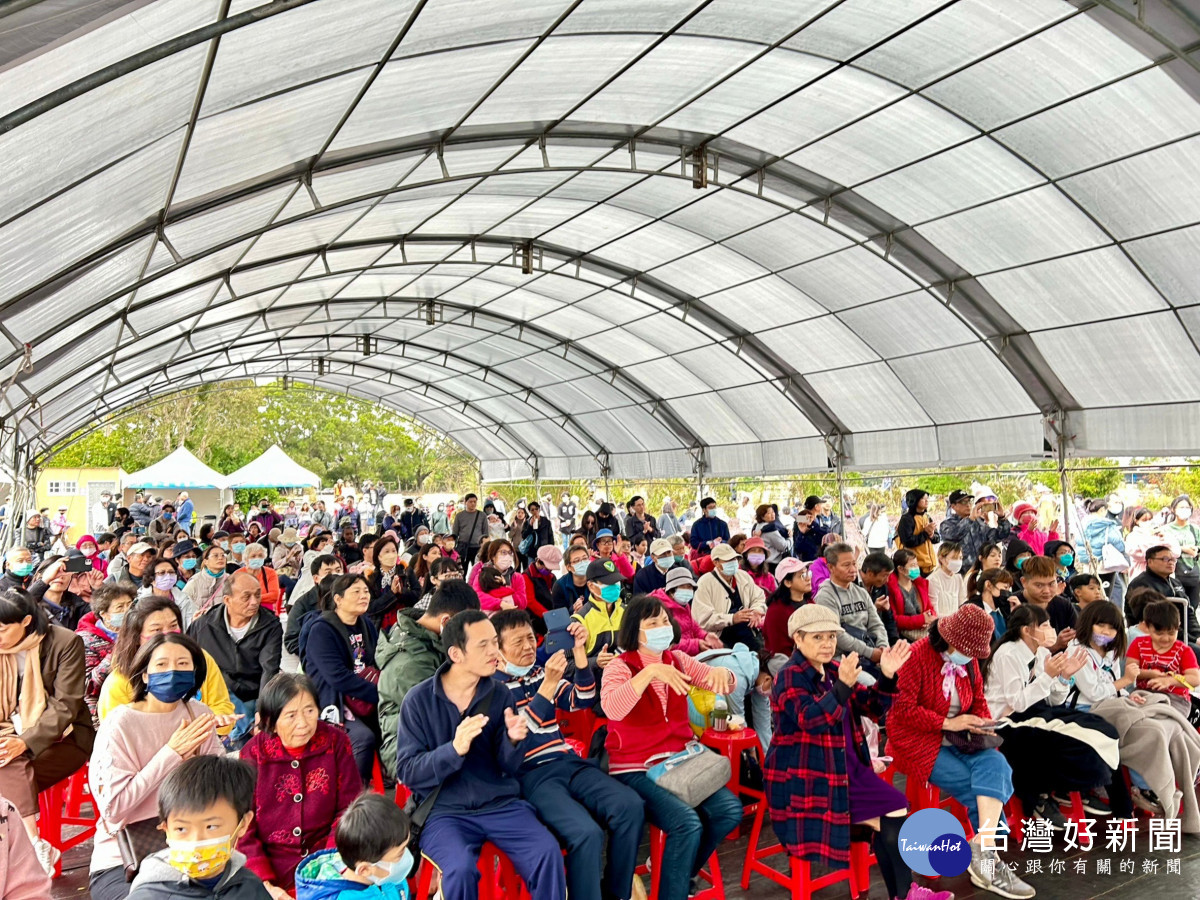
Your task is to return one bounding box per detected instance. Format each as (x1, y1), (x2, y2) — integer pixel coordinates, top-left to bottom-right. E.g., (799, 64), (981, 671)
(2, 0), (1199, 480)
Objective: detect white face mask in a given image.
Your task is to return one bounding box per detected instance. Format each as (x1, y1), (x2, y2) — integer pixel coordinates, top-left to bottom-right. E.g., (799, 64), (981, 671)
(944, 558), (963, 575)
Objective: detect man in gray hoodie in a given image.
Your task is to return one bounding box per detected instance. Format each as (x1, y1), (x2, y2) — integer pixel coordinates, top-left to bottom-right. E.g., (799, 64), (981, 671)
(813, 542), (888, 669)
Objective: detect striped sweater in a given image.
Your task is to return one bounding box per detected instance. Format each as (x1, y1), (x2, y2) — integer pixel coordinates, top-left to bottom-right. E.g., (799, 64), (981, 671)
(492, 664), (596, 772)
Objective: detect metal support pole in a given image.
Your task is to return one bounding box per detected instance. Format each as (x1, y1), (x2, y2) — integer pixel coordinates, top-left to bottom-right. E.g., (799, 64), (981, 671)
(531, 457), (541, 507)
(827, 432), (848, 530)
(693, 448), (706, 506)
(1053, 413), (1073, 545)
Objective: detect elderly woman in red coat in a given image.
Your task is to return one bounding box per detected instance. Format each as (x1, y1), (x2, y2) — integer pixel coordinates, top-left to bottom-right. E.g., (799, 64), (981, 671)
(238, 672), (361, 898)
(888, 604), (1035, 900)
(764, 605), (951, 900)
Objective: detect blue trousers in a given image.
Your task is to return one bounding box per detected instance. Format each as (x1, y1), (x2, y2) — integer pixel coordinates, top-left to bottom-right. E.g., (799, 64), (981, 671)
(227, 696), (256, 748)
(522, 756), (644, 900)
(615, 774), (743, 900)
(421, 801), (566, 900)
(929, 746), (1013, 832)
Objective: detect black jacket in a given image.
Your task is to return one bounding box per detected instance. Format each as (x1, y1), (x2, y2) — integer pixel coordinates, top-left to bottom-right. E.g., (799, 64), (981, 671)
(284, 586), (319, 656)
(1127, 570), (1200, 640)
(27, 580), (88, 631)
(187, 604), (282, 702)
(399, 508), (429, 539)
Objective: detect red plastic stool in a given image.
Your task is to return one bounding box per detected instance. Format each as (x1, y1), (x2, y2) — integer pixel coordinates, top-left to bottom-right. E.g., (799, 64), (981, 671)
(740, 796), (872, 899)
(370, 756), (384, 793)
(415, 841), (527, 900)
(38, 767), (97, 878)
(395, 783), (411, 807)
(635, 826), (725, 900)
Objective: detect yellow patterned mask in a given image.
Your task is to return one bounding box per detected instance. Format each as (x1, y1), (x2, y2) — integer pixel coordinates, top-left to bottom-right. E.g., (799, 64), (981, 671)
(165, 834), (236, 880)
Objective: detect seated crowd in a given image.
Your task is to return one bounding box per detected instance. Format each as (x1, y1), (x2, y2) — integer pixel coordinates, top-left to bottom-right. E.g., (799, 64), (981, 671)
(3, 487), (1199, 900)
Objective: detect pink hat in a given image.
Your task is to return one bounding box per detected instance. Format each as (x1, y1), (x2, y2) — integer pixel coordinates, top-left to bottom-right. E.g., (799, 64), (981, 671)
(1012, 502), (1036, 524)
(537, 545), (563, 569)
(774, 558), (807, 583)
(938, 605), (995, 659)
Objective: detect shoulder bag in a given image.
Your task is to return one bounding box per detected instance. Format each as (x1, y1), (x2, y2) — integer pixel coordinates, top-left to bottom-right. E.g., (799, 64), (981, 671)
(646, 740), (731, 807)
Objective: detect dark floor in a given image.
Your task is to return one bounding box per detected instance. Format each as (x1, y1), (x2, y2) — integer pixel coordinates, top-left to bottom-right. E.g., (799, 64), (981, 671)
(50, 814), (1200, 900)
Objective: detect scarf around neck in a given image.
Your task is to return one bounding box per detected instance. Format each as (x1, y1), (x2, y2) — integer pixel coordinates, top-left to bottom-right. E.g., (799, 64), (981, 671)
(0, 629), (46, 737)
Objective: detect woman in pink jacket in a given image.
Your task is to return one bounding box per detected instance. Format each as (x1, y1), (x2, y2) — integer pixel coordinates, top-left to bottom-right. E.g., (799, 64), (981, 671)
(653, 568), (723, 655)
(1011, 502), (1059, 556)
(467, 538), (528, 610)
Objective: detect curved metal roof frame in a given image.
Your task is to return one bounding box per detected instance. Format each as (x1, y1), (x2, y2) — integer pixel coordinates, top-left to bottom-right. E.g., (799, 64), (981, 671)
(3, 0), (1200, 479)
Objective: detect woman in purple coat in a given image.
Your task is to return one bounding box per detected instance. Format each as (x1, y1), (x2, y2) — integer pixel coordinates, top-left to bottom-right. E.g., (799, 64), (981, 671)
(238, 673), (362, 897)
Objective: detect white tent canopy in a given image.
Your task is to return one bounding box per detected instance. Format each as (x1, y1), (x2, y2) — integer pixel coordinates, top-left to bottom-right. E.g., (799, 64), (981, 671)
(2, 0), (1200, 480)
(225, 444), (321, 489)
(124, 446), (228, 491)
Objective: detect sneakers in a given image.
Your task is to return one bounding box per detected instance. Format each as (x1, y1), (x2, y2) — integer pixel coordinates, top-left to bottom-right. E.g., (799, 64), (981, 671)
(1131, 787), (1164, 816)
(968, 837), (1036, 899)
(34, 838), (60, 876)
(903, 883), (955, 900)
(1032, 795), (1070, 831)
(1051, 789), (1111, 815)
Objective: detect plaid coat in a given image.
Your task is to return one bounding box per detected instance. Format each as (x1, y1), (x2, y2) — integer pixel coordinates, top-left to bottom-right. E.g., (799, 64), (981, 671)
(763, 651), (896, 870)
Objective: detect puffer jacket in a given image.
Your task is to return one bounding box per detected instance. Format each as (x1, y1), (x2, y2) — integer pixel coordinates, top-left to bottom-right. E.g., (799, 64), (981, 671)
(128, 851), (269, 900)
(376, 609), (446, 779)
(1075, 514), (1126, 566)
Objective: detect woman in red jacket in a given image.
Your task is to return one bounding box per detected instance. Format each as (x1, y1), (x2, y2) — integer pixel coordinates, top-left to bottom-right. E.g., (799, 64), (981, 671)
(887, 548), (936, 642)
(888, 605), (1034, 900)
(239, 672), (362, 897)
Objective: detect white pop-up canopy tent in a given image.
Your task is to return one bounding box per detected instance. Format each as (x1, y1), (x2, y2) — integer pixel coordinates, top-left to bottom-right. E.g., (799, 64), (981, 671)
(225, 444), (321, 489)
(123, 446), (228, 490)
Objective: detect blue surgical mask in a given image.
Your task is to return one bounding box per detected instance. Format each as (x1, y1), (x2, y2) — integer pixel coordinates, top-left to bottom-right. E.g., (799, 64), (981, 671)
(721, 561), (739, 577)
(655, 556), (672, 571)
(504, 660), (534, 678)
(674, 554), (685, 564)
(705, 508), (716, 518)
(106, 611), (126, 629)
(9, 562), (33, 577)
(599, 583), (622, 603)
(369, 849), (413, 885)
(573, 560), (589, 578)
(181, 558), (198, 571)
(1092, 632), (1115, 647)
(146, 669), (196, 703)
(232, 542), (246, 554)
(1058, 553), (1074, 567)
(643, 624), (674, 652)
(162, 513), (173, 521)
(1015, 557), (1027, 570)
(247, 558), (265, 570)
(947, 651), (971, 666)
(673, 589), (694, 604)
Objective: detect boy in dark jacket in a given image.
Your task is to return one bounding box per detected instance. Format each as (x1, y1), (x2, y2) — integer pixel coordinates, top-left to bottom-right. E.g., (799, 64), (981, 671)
(128, 755), (269, 900)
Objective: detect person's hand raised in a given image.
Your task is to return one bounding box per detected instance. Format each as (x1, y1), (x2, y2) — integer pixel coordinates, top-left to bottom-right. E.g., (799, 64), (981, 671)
(504, 708), (528, 743)
(838, 652), (862, 687)
(879, 641), (911, 679)
(453, 714), (488, 756)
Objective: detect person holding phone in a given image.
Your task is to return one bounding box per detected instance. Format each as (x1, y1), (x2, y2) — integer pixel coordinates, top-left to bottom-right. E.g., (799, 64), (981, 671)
(889, 604), (1035, 900)
(492, 608), (645, 900)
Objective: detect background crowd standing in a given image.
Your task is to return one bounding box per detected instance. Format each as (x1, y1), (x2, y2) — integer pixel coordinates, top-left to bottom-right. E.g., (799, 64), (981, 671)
(2, 479), (1199, 900)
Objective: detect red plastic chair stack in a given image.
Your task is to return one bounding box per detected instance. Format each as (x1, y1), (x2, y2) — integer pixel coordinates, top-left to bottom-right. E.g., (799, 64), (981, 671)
(415, 841), (527, 900)
(635, 826), (725, 900)
(37, 765), (97, 878)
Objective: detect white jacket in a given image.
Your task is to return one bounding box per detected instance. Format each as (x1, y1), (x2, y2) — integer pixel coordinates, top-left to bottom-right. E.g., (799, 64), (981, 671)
(984, 640), (1069, 719)
(693, 568), (766, 632)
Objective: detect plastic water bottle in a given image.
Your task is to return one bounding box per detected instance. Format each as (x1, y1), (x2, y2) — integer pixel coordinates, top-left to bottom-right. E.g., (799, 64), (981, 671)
(712, 696), (729, 732)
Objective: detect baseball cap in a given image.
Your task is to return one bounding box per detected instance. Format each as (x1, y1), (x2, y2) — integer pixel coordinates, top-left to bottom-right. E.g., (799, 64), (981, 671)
(649, 538), (672, 556)
(947, 490), (972, 505)
(129, 542), (155, 556)
(585, 558), (623, 585)
(774, 558), (807, 583)
(711, 543), (740, 562)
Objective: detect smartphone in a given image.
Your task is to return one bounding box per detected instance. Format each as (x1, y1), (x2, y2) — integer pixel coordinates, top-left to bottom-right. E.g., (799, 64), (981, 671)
(64, 555), (93, 574)
(543, 608), (571, 632)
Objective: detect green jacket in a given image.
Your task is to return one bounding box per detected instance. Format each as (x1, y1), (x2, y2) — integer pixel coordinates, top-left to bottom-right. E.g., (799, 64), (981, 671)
(377, 609), (447, 779)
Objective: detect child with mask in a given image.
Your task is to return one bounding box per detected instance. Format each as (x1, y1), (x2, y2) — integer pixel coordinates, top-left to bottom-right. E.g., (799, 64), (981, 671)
(926, 541), (967, 617)
(296, 793), (412, 900)
(490, 609), (646, 900)
(127, 755), (267, 900)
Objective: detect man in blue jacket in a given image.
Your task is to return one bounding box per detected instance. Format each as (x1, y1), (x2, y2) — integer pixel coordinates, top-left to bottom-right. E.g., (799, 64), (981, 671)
(395, 610), (566, 900)
(689, 496), (730, 557)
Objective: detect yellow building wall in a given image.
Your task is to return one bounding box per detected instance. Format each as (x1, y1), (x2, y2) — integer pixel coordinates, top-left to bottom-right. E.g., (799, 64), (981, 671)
(35, 467), (124, 546)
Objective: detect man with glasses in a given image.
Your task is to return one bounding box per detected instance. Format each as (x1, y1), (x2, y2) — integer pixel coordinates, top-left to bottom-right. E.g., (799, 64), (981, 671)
(1129, 545), (1199, 643)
